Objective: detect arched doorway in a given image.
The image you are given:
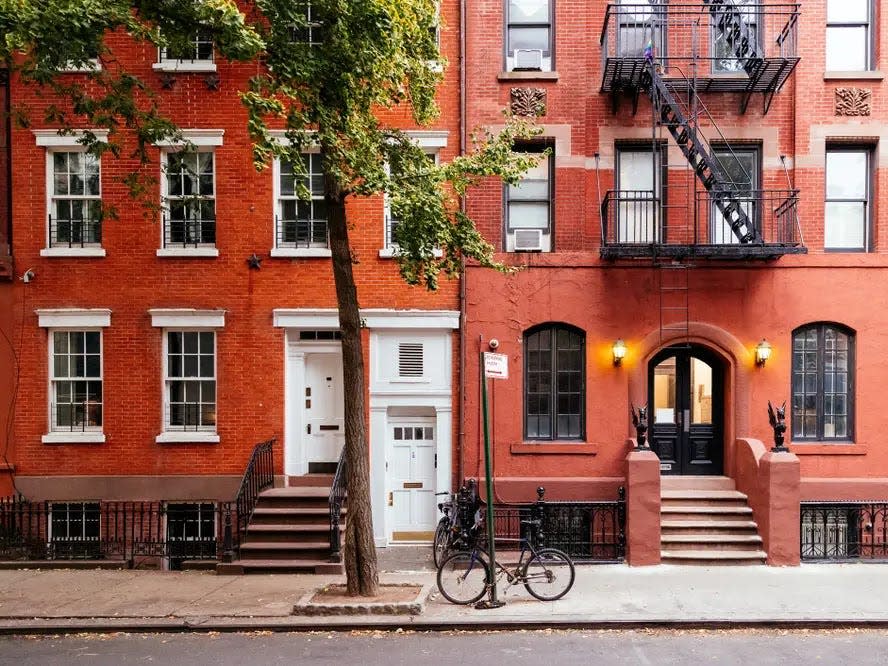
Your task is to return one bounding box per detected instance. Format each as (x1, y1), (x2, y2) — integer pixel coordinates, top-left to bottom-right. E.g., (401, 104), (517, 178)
(648, 344), (724, 475)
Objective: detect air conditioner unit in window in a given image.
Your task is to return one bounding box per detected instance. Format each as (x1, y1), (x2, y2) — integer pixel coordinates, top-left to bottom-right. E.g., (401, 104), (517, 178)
(514, 49), (543, 71)
(513, 228), (544, 252)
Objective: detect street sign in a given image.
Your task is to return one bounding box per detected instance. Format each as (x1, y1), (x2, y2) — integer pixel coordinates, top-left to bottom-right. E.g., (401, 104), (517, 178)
(484, 352), (508, 379)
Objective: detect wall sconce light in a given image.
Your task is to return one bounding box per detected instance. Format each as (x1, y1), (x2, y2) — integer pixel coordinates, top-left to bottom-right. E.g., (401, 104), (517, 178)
(612, 339), (627, 366)
(755, 339), (772, 367)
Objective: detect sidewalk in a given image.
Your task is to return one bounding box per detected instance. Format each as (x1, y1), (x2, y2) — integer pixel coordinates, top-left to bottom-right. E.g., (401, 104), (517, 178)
(1, 555), (887, 633)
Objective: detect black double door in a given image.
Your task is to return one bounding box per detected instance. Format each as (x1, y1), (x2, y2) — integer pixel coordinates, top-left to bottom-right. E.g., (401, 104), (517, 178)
(648, 346), (724, 476)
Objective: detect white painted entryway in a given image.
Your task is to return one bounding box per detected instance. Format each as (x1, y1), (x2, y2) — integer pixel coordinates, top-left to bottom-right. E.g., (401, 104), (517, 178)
(388, 419), (437, 540)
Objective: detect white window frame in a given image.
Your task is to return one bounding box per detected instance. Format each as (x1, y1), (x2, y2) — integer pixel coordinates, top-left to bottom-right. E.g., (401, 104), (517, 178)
(34, 130), (108, 258)
(506, 0), (554, 73)
(825, 146), (871, 251)
(505, 143), (553, 252)
(155, 131), (224, 258)
(37, 308), (111, 444)
(825, 0), (873, 72)
(270, 147), (332, 258)
(150, 309), (224, 444)
(153, 33), (217, 73)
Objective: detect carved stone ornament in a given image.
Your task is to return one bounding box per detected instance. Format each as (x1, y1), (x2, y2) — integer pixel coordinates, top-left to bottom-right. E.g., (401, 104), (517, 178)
(835, 87), (871, 116)
(510, 87), (547, 117)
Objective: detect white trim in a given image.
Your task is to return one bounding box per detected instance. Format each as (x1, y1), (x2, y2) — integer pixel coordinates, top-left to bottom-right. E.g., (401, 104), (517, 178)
(378, 248), (443, 259)
(33, 129), (109, 147)
(267, 130), (319, 148)
(405, 130), (449, 149)
(36, 309), (111, 328)
(152, 60), (217, 73)
(156, 247), (220, 258)
(40, 247), (106, 258)
(42, 432), (106, 444)
(149, 309), (226, 328)
(272, 308), (459, 330)
(153, 129), (225, 148)
(156, 432), (220, 444)
(269, 248), (332, 258)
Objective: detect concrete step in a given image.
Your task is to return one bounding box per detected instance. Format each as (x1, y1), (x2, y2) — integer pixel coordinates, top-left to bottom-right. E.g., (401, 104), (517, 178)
(250, 507), (345, 526)
(239, 541), (331, 560)
(660, 476), (736, 491)
(661, 534), (763, 551)
(661, 489), (748, 501)
(661, 520), (759, 535)
(262, 487), (332, 498)
(257, 487), (333, 510)
(217, 559), (343, 575)
(661, 506), (754, 522)
(661, 549), (767, 565)
(286, 474), (334, 488)
(245, 523), (344, 543)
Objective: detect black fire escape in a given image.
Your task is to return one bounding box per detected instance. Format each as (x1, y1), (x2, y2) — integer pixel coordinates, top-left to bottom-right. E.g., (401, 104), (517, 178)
(598, 2), (805, 261)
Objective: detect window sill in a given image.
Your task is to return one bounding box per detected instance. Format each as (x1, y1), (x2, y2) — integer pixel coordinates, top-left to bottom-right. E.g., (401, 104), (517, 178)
(40, 247), (106, 258)
(510, 442), (598, 455)
(60, 61), (102, 73)
(498, 71), (558, 82)
(156, 432), (220, 444)
(42, 432), (105, 444)
(152, 61), (217, 73)
(270, 247), (332, 258)
(378, 248), (443, 259)
(156, 247), (219, 258)
(823, 71), (884, 81)
(791, 443), (866, 455)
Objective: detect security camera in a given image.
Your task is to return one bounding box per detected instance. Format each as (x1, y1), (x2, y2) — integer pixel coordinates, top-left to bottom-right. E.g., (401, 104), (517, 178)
(21, 269), (35, 284)
(488, 338), (500, 350)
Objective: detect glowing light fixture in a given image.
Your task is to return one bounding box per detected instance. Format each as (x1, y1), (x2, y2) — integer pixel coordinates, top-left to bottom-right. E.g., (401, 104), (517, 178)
(612, 339), (627, 366)
(755, 339), (772, 367)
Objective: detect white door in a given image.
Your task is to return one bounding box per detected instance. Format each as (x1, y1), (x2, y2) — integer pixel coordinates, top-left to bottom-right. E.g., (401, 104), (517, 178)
(389, 422), (437, 540)
(304, 353), (344, 465)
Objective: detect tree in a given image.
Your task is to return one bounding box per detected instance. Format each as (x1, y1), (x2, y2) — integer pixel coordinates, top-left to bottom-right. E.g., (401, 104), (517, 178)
(1, 0), (539, 596)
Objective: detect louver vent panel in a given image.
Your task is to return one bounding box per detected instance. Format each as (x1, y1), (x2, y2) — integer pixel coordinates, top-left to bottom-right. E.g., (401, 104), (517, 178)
(398, 343), (424, 377)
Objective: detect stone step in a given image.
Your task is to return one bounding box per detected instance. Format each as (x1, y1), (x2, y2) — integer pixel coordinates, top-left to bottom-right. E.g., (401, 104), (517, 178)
(286, 474), (334, 488)
(660, 476), (736, 491)
(257, 487), (333, 509)
(661, 549), (767, 565)
(661, 489), (748, 501)
(661, 506), (753, 522)
(239, 541), (331, 560)
(661, 534), (763, 551)
(661, 520), (759, 534)
(245, 523), (344, 543)
(217, 559), (343, 575)
(262, 486), (332, 498)
(250, 507), (345, 526)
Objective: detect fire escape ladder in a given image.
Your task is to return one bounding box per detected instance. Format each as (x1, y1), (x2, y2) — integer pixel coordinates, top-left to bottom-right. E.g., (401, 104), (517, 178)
(646, 67), (759, 244)
(704, 0), (763, 79)
(658, 262), (690, 344)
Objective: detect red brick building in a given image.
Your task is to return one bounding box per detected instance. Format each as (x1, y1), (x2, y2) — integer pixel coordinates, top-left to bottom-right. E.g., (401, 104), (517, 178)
(462, 0), (888, 565)
(1, 3), (462, 568)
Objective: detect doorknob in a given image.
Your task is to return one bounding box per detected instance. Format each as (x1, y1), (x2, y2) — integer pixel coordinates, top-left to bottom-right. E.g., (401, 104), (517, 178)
(306, 423), (311, 435)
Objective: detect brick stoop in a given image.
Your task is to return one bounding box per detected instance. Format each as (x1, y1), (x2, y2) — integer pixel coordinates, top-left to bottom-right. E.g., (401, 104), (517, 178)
(660, 476), (766, 565)
(217, 481), (345, 575)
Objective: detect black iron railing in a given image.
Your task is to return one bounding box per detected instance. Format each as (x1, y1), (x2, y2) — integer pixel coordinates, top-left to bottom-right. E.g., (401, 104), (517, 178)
(48, 215), (102, 247)
(223, 438), (275, 562)
(51, 401), (103, 432)
(163, 217), (216, 248)
(275, 217), (329, 249)
(328, 446), (347, 563)
(801, 502), (888, 562)
(485, 487), (626, 562)
(0, 496), (230, 568)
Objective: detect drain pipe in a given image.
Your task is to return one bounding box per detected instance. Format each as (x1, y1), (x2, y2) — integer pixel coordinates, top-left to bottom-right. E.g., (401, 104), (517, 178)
(457, 0), (467, 486)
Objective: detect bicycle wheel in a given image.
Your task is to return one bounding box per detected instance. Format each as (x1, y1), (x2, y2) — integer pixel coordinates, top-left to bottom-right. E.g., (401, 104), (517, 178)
(432, 518), (451, 568)
(437, 550), (490, 605)
(523, 548), (575, 601)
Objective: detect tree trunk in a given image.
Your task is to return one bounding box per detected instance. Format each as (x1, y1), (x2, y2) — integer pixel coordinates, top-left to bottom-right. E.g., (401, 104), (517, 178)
(326, 172), (379, 597)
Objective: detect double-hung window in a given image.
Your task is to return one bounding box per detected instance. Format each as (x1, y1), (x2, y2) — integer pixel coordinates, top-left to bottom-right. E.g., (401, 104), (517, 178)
(38, 308), (110, 444)
(524, 324), (585, 441)
(506, 143), (552, 252)
(506, 0), (553, 72)
(166, 502), (217, 569)
(711, 145), (759, 244)
(290, 1), (324, 46)
(163, 150), (216, 250)
(825, 147), (870, 251)
(615, 145), (663, 243)
(792, 323), (855, 441)
(711, 0), (759, 73)
(383, 151), (439, 257)
(48, 151), (102, 249)
(155, 32), (215, 72)
(826, 0), (872, 71)
(151, 309), (224, 444)
(50, 502), (101, 559)
(274, 152), (329, 255)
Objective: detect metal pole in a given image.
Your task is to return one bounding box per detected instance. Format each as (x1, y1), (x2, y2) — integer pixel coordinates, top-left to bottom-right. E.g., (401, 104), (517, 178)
(476, 351), (504, 609)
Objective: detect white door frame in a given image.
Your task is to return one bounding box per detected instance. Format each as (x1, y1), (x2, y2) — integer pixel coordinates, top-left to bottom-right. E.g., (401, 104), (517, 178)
(386, 415), (438, 539)
(284, 338), (341, 477)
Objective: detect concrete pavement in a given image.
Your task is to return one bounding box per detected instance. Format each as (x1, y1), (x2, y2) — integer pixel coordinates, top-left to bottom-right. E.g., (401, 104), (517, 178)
(0, 553), (887, 633)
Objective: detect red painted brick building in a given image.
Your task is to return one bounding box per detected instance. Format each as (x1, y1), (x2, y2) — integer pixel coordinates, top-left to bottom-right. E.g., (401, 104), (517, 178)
(462, 0), (888, 564)
(1, 2), (462, 563)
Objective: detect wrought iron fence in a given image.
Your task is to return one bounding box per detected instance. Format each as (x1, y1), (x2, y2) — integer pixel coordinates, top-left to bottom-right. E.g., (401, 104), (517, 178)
(275, 217), (329, 249)
(0, 496), (234, 568)
(48, 215), (102, 247)
(801, 502), (888, 562)
(163, 217), (216, 248)
(486, 488), (626, 562)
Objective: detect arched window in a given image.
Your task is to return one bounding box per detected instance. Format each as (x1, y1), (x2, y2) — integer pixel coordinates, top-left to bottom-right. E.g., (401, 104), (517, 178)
(792, 323), (855, 441)
(524, 324), (585, 441)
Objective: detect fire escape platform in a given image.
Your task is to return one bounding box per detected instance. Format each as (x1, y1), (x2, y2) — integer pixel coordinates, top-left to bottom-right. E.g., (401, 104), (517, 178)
(600, 243), (808, 261)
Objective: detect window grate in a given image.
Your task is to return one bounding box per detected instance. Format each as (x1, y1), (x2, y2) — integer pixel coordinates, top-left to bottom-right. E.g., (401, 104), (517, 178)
(398, 343), (424, 377)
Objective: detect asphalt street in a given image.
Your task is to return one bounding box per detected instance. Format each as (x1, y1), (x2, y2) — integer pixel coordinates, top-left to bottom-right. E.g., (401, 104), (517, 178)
(1, 629), (887, 666)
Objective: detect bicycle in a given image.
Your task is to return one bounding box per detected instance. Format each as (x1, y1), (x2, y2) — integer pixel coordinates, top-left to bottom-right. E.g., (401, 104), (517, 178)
(432, 482), (480, 568)
(436, 518), (575, 605)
